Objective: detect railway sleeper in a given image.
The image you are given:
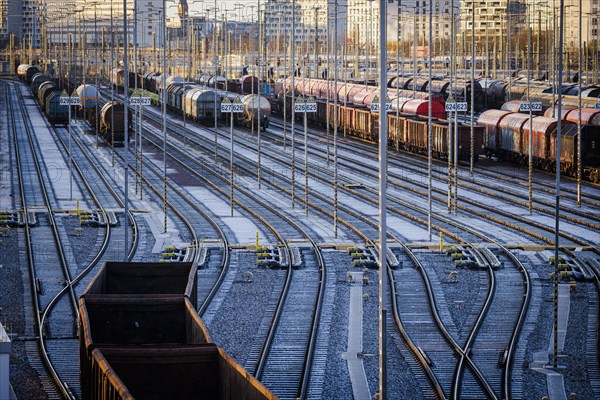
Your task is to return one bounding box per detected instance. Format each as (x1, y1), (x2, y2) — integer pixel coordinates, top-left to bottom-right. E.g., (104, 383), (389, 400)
(277, 246), (289, 267)
(105, 211), (118, 226)
(195, 245), (208, 267)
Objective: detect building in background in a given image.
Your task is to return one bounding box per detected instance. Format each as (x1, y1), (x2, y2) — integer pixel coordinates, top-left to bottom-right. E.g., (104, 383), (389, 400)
(45, 0), (163, 48)
(0, 0), (43, 47)
(564, 0), (599, 50)
(263, 0), (345, 52)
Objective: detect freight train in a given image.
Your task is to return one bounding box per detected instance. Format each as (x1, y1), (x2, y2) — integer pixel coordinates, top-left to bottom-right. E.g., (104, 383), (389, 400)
(478, 108), (600, 182)
(388, 75), (485, 111)
(19, 64), (68, 123)
(109, 69), (270, 130)
(479, 78), (600, 109)
(269, 76), (483, 162)
(36, 78), (70, 124)
(19, 64), (131, 144)
(17, 64), (40, 83)
(74, 83), (132, 146)
(383, 74), (600, 111)
(79, 261), (275, 400)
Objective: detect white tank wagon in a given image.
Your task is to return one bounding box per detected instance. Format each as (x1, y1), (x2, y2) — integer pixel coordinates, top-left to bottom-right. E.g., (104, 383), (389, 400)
(240, 94), (270, 131)
(76, 84), (101, 109)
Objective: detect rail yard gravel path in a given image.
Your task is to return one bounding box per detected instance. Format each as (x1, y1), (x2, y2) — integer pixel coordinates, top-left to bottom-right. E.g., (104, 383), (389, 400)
(311, 251), (353, 399)
(0, 229), (48, 400)
(563, 282), (594, 399)
(203, 250), (285, 367)
(362, 266), (424, 399)
(523, 253), (561, 399)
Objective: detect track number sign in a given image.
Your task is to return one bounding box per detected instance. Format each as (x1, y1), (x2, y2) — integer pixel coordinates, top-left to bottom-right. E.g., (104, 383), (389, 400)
(59, 96), (80, 106)
(294, 96), (317, 113)
(445, 102), (468, 112)
(221, 98), (243, 113)
(130, 96), (151, 106)
(519, 102), (542, 112)
(370, 103), (393, 113)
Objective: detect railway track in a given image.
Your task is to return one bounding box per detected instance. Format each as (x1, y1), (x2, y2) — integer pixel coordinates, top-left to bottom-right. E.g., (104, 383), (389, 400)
(268, 115), (600, 210)
(117, 109), (333, 400)
(134, 101), (526, 398)
(65, 107), (235, 313)
(112, 93), (592, 396)
(225, 117), (533, 398)
(6, 80), (78, 399)
(266, 119), (600, 239)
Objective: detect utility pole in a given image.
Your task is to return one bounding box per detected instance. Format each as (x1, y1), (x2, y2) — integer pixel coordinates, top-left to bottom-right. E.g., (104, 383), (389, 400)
(448, 0), (454, 213)
(291, 0), (296, 208)
(123, 0), (131, 258)
(553, 0), (564, 369)
(161, 3), (168, 234)
(577, 0), (582, 206)
(314, 7), (320, 80)
(470, 0), (475, 175)
(213, 2), (218, 161)
(333, 0), (338, 236)
(527, 9), (533, 214)
(428, 0), (433, 240)
(378, 0), (388, 397)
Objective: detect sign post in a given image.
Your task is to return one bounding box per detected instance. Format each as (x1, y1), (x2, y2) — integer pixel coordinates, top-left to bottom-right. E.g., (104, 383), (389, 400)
(294, 96), (317, 215)
(60, 90), (80, 200)
(221, 97), (244, 216)
(130, 90), (151, 196)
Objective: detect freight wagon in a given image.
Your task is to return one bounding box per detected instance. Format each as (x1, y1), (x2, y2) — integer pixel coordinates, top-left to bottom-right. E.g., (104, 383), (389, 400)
(79, 261), (275, 400)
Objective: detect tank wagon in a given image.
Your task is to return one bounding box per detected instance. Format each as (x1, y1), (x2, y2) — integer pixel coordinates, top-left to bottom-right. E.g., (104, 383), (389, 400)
(241, 94), (271, 130)
(76, 84), (101, 110)
(79, 261), (274, 400)
(30, 73), (50, 95)
(99, 102), (132, 146)
(17, 64), (41, 84)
